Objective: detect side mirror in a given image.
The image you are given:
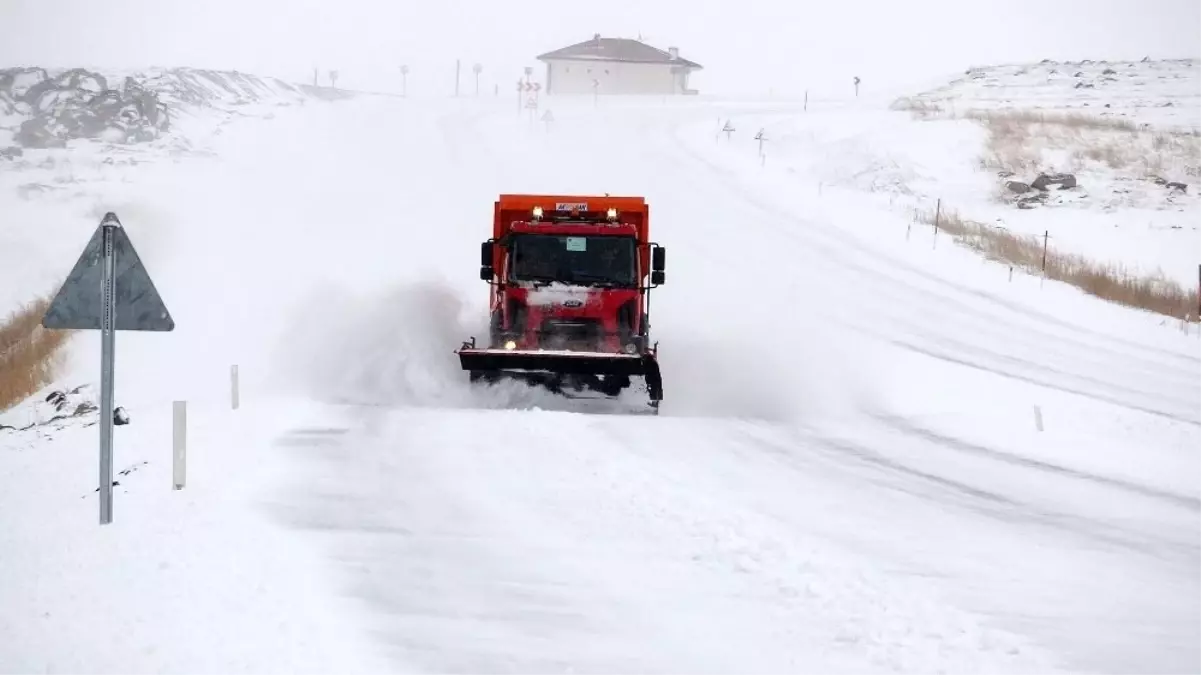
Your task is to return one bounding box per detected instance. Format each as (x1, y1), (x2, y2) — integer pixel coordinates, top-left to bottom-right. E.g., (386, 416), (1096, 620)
(480, 240), (495, 282)
(651, 270), (665, 286)
(652, 246), (666, 272)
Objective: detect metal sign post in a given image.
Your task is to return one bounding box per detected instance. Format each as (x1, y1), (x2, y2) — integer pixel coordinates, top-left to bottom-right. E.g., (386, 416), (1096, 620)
(42, 212), (175, 525)
(521, 81), (541, 124)
(98, 223), (117, 523)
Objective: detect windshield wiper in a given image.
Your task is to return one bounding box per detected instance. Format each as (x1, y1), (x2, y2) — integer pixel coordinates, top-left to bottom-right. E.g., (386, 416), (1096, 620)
(571, 272), (627, 287)
(516, 273), (561, 285)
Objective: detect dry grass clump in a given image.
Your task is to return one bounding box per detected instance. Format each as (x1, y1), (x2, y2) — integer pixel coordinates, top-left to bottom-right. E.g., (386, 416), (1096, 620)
(890, 100), (1201, 178)
(963, 109), (1139, 131)
(915, 206), (1199, 321)
(972, 110), (1201, 177)
(889, 97), (947, 119)
(0, 295), (75, 412)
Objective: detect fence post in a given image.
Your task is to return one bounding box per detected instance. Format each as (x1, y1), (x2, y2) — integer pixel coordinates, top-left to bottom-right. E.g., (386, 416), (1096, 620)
(932, 198), (941, 249)
(1042, 231), (1050, 273)
(1033, 405), (1044, 432)
(230, 364), (240, 410)
(172, 401), (186, 490)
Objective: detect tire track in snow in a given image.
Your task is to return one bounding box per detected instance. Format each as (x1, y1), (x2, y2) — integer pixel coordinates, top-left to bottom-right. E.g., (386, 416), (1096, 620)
(645, 115), (1201, 424)
(871, 412), (1200, 511)
(732, 421), (1201, 674)
(642, 121), (1199, 423)
(667, 113), (1201, 376)
(292, 407), (1065, 674)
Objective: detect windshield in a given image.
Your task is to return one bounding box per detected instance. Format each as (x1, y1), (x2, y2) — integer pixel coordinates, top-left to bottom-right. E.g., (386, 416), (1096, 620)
(509, 234), (637, 287)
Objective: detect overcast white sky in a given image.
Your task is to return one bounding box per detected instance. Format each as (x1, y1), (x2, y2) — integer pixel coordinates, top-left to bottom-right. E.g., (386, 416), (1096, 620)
(1, 0), (1198, 97)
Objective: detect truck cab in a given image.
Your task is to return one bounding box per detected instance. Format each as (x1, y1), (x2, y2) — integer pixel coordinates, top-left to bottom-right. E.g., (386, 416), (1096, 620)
(459, 194), (667, 408)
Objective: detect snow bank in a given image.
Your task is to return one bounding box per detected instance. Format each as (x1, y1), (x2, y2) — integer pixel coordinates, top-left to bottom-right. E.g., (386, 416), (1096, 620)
(0, 391), (389, 674)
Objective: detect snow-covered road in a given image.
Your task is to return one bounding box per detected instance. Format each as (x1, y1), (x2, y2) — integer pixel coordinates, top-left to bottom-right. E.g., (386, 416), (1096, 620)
(4, 93), (1198, 674)
(262, 98), (1199, 673)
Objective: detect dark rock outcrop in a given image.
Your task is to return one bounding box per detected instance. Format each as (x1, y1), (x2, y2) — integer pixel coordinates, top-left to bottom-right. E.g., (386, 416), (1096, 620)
(1031, 172), (1077, 191)
(1018, 193), (1048, 209)
(1, 67), (170, 149)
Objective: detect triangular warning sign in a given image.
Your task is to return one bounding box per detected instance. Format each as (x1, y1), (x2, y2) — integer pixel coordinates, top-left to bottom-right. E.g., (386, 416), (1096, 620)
(42, 213), (174, 332)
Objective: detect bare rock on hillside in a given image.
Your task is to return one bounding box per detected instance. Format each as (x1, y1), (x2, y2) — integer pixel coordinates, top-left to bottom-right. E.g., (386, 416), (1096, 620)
(1, 67), (170, 149)
(1031, 172), (1077, 191)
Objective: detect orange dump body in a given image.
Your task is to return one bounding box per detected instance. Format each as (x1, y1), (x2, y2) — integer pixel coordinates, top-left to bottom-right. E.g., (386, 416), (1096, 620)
(491, 194), (651, 278)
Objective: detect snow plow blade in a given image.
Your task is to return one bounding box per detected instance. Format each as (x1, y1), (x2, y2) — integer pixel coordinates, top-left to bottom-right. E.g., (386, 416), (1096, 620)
(457, 347), (663, 407)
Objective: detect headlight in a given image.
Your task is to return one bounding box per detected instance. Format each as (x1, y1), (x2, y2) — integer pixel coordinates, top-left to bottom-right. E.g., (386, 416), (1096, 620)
(623, 343), (637, 354)
(532, 206), (543, 219)
(504, 340), (517, 350)
(606, 207), (618, 221)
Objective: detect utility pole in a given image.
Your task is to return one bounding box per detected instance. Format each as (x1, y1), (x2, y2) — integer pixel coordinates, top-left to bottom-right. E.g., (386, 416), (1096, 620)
(455, 59), (461, 97)
(473, 63), (483, 96)
(400, 65), (408, 97)
(853, 76), (860, 98)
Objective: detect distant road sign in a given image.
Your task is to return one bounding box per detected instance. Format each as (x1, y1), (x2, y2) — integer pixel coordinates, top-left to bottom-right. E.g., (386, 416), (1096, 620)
(42, 212), (173, 526)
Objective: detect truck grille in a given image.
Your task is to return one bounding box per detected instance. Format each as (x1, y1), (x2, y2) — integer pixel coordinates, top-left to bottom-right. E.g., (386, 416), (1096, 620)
(537, 318), (605, 351)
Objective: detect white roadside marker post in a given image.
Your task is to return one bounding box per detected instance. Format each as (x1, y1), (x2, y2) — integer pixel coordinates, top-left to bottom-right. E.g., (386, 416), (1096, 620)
(231, 364), (240, 410)
(173, 401), (187, 490)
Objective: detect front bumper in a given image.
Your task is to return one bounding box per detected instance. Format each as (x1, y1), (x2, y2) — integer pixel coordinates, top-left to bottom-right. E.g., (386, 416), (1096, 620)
(457, 347), (654, 377)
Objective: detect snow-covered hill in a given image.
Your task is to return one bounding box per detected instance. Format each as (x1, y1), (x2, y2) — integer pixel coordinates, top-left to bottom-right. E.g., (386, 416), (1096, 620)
(2, 64), (1199, 674)
(897, 58), (1201, 132)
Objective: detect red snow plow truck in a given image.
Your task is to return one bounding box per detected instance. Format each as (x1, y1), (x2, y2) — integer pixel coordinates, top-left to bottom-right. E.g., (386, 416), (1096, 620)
(456, 194), (667, 412)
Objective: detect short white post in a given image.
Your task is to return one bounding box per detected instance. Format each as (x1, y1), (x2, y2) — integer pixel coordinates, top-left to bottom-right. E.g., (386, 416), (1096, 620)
(230, 364), (240, 410)
(172, 400), (187, 490)
(1033, 405), (1044, 432)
